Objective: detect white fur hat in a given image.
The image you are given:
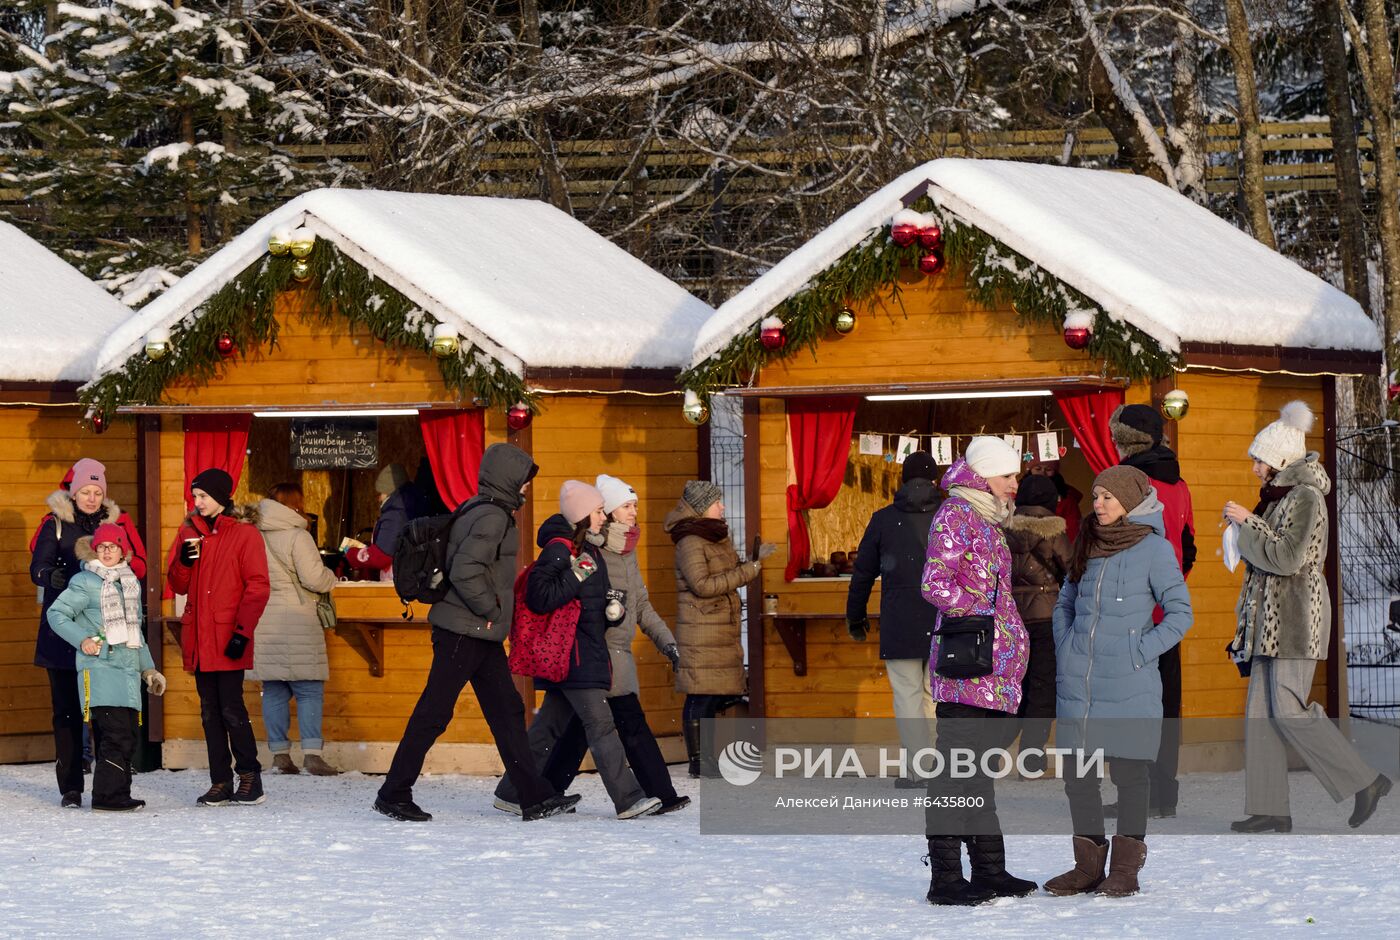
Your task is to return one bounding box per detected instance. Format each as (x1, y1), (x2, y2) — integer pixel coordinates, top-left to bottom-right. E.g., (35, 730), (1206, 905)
(964, 436), (1021, 480)
(595, 474), (637, 515)
(1249, 401), (1315, 470)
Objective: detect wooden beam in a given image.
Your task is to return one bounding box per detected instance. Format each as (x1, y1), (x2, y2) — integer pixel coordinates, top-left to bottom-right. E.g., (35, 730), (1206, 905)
(1181, 342), (1382, 376)
(0, 381), (82, 403)
(116, 401), (482, 414)
(525, 366), (681, 395)
(724, 375), (1128, 399)
(742, 397), (765, 717)
(1322, 376), (1342, 719)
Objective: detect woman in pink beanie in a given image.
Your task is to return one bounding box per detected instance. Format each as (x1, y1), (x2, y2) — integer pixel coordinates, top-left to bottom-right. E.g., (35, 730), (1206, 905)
(493, 480), (662, 819)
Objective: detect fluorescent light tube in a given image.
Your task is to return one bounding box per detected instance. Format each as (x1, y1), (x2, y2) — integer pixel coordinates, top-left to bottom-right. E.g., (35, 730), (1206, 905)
(865, 390), (1053, 402)
(251, 409), (419, 417)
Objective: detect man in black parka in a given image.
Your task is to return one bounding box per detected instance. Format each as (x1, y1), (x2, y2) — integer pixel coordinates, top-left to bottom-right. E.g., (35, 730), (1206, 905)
(846, 452), (943, 787)
(375, 443), (578, 823)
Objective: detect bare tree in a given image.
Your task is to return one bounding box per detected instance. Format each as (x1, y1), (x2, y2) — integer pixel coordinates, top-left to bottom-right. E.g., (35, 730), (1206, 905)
(1223, 0), (1277, 248)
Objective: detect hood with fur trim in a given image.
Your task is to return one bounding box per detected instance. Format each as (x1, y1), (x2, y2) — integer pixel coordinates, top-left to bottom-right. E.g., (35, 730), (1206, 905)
(46, 489), (123, 526)
(1005, 508), (1067, 539)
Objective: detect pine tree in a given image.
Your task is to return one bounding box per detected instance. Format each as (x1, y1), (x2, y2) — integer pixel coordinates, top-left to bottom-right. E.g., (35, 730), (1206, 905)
(0, 0), (336, 305)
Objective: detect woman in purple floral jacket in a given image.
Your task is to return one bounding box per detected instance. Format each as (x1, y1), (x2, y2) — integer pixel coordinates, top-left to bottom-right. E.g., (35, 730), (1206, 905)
(917, 438), (1033, 906)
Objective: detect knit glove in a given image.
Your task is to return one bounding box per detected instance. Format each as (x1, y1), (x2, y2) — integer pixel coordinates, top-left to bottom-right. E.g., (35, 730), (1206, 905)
(177, 540), (199, 566)
(847, 618), (870, 642)
(49, 568), (68, 590)
(223, 631), (249, 660)
(570, 553), (597, 582)
(142, 669), (167, 696)
(756, 541), (778, 561)
(662, 643), (680, 669)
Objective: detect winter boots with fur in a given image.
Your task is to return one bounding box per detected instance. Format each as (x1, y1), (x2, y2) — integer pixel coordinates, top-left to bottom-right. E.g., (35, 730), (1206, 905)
(1045, 835), (1145, 897)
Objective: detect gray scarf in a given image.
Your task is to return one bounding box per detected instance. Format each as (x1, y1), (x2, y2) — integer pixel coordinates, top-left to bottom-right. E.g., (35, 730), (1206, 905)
(85, 560), (143, 649)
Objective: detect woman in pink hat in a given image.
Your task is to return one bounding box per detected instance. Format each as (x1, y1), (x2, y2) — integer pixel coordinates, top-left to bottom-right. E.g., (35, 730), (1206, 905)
(29, 457), (147, 809)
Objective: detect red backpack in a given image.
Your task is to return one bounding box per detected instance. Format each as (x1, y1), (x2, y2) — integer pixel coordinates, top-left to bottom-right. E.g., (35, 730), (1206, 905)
(507, 538), (581, 683)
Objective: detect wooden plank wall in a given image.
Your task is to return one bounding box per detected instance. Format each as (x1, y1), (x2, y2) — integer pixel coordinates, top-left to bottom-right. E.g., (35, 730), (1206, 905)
(0, 406), (139, 760)
(750, 269), (1330, 729)
(528, 393), (694, 736)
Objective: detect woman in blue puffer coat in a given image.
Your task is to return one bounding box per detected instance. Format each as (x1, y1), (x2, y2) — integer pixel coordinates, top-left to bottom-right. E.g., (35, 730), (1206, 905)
(1046, 465), (1192, 899)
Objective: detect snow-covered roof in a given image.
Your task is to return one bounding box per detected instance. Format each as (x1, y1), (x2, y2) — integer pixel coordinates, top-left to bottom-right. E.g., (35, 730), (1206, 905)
(691, 159), (1380, 366)
(0, 220), (135, 383)
(95, 189), (714, 378)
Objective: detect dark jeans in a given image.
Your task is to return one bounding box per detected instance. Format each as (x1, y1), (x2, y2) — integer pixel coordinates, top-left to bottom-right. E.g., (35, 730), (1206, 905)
(1149, 644), (1181, 810)
(924, 702), (1018, 837)
(1065, 757), (1150, 841)
(194, 670), (261, 785)
(90, 706), (139, 805)
(47, 668), (84, 796)
(379, 628), (554, 809)
(539, 693), (678, 801)
(1016, 620), (1056, 752)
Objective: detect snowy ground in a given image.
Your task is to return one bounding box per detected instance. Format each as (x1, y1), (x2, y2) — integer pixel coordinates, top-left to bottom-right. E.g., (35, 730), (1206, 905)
(2, 762), (1398, 937)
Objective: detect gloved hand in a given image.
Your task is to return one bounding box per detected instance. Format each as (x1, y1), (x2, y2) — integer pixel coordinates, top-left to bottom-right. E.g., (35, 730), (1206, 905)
(570, 553), (597, 582)
(662, 643), (680, 668)
(49, 568), (69, 590)
(223, 631), (249, 660)
(756, 542), (777, 561)
(847, 618), (870, 642)
(604, 589), (626, 625)
(142, 669), (167, 696)
(177, 539), (200, 566)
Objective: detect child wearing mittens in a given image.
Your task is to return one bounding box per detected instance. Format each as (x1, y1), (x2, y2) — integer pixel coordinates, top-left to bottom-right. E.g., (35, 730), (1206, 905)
(45, 524), (166, 812)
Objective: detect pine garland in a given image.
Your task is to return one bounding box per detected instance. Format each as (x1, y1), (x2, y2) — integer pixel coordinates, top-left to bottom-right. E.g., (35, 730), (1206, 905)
(81, 241), (532, 423)
(680, 196), (1180, 397)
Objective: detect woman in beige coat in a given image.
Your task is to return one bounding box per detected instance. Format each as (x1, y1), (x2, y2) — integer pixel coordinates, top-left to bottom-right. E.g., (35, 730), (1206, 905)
(253, 484), (339, 776)
(663, 480), (773, 776)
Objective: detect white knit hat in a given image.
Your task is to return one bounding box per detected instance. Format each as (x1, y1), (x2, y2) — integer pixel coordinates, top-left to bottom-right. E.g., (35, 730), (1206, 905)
(1249, 401), (1314, 470)
(963, 436), (1021, 480)
(595, 474), (637, 515)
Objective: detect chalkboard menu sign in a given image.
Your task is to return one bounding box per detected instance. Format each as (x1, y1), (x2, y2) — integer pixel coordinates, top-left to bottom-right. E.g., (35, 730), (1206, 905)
(290, 418), (379, 469)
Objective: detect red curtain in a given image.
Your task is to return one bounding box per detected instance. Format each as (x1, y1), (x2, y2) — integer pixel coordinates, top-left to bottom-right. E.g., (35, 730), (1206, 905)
(419, 409), (485, 509)
(1054, 388), (1126, 474)
(785, 397), (859, 581)
(183, 413), (253, 510)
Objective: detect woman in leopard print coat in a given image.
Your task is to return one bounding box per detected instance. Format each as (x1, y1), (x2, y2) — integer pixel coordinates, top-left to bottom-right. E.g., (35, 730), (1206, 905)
(1223, 401), (1389, 832)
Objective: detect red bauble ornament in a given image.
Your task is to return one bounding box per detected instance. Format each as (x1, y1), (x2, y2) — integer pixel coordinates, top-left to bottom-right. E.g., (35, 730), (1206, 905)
(918, 225), (943, 249)
(91, 413), (107, 435)
(1063, 326), (1091, 350)
(760, 326), (786, 350)
(918, 251), (945, 275)
(506, 404), (532, 432)
(216, 333), (236, 358)
(890, 223), (919, 247)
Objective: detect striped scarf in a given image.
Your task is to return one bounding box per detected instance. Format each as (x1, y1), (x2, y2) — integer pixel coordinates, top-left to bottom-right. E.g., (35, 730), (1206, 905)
(85, 560), (143, 649)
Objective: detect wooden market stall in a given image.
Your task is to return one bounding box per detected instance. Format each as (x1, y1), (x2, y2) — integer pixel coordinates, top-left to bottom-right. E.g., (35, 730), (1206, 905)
(85, 189), (713, 774)
(681, 159), (1382, 772)
(0, 221), (137, 763)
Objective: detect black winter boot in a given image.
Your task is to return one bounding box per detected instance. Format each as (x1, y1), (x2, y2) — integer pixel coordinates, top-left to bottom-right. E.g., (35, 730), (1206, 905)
(965, 834), (1038, 897)
(924, 837), (996, 906)
(683, 719), (702, 778)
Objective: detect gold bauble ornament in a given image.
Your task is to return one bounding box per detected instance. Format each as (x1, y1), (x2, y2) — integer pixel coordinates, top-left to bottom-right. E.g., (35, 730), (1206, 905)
(145, 339), (170, 361)
(291, 259), (312, 282)
(682, 390), (709, 426)
(1162, 390), (1189, 421)
(833, 307), (857, 335)
(289, 238), (315, 259)
(267, 233), (290, 256)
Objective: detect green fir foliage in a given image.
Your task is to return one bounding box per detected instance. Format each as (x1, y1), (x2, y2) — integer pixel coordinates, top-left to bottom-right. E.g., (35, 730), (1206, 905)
(80, 241), (532, 423)
(679, 195), (1179, 397)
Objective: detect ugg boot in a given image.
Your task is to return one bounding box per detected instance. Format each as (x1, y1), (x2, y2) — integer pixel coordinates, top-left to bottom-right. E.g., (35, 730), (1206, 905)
(965, 834), (1038, 897)
(1044, 836), (1109, 896)
(683, 719), (702, 778)
(272, 753), (299, 775)
(924, 837), (996, 906)
(1095, 835), (1147, 897)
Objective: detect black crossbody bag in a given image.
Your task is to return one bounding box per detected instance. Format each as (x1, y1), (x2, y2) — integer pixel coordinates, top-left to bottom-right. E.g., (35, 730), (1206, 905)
(933, 584), (998, 679)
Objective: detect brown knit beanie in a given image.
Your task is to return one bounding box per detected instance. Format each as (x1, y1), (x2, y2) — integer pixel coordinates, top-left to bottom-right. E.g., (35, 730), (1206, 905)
(1092, 465), (1152, 513)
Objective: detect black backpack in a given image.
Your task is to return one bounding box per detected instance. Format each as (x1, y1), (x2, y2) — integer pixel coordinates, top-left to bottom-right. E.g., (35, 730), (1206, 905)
(392, 496), (513, 608)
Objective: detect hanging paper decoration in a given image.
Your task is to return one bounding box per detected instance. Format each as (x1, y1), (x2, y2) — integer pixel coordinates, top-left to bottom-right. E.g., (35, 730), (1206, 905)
(930, 436), (953, 465)
(858, 433), (883, 456)
(1036, 432), (1059, 462)
(759, 315), (787, 350)
(1002, 434), (1024, 459)
(895, 435), (919, 464)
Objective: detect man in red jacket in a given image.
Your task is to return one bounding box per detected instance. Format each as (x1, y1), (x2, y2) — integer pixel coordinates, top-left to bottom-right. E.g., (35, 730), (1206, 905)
(167, 468), (271, 807)
(1111, 404), (1196, 818)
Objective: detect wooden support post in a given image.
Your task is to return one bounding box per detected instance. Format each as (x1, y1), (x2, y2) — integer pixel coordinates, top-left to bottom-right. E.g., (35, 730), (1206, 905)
(743, 397), (765, 717)
(1322, 376), (1342, 719)
(509, 417), (536, 722)
(138, 415), (165, 742)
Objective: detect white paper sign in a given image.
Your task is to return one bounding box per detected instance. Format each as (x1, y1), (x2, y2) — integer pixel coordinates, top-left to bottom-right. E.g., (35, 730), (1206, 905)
(895, 435), (919, 464)
(930, 436), (953, 465)
(1036, 432), (1059, 462)
(1002, 434), (1023, 458)
(859, 433), (883, 456)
